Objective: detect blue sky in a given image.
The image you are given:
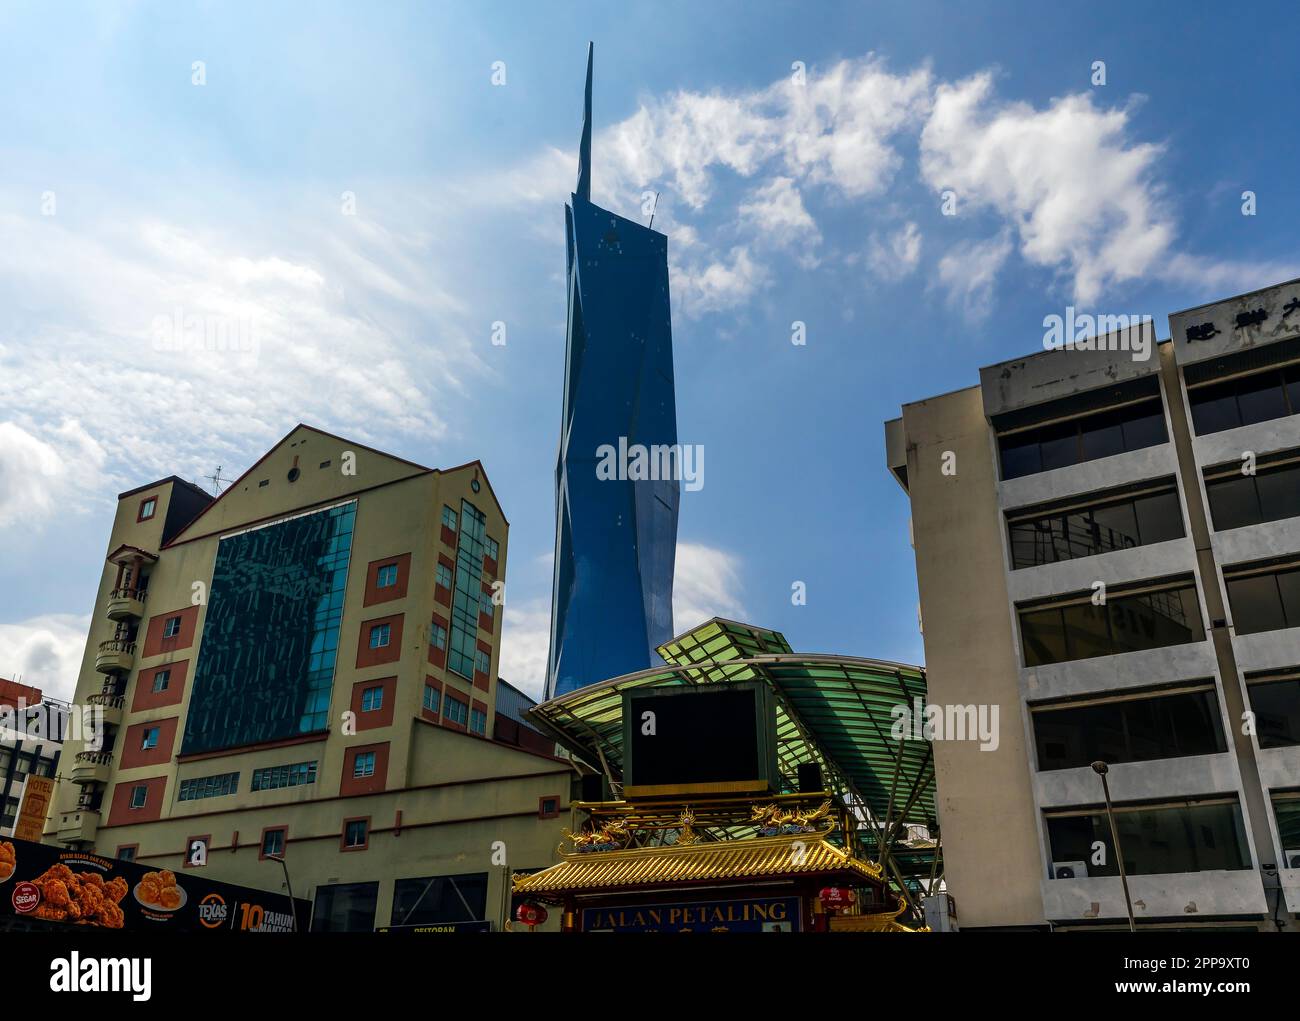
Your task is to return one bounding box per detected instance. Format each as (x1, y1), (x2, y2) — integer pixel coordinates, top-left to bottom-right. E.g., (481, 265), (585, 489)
(2, 0), (1299, 700)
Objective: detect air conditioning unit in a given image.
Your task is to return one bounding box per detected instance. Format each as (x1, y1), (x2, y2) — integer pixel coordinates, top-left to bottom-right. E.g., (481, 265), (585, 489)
(1284, 849), (1300, 870)
(1053, 860), (1089, 880)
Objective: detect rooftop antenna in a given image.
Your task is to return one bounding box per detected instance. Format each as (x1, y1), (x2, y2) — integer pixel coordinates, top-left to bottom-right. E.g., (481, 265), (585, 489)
(203, 466), (231, 495)
(647, 191), (661, 230)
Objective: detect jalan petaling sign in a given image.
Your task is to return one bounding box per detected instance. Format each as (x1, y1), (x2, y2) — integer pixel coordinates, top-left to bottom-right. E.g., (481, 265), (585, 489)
(582, 896), (801, 933)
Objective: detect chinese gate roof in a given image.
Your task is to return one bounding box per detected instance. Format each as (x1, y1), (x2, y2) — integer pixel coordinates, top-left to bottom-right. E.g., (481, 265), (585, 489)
(527, 618), (936, 827)
(512, 831), (883, 898)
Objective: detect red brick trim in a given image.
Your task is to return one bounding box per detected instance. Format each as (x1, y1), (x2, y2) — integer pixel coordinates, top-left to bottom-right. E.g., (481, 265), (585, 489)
(350, 676), (396, 731)
(356, 613), (403, 669)
(258, 825), (288, 861)
(141, 605), (200, 658)
(363, 553), (411, 607)
(183, 834), (211, 869)
(132, 661), (187, 712)
(137, 494), (159, 522)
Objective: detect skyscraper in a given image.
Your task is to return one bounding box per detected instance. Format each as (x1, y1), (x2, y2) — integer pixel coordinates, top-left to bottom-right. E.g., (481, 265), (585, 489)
(546, 45), (680, 699)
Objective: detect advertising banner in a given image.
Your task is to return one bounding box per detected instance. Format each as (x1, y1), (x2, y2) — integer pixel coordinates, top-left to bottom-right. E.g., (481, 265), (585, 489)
(0, 835), (307, 932)
(12, 776), (54, 843)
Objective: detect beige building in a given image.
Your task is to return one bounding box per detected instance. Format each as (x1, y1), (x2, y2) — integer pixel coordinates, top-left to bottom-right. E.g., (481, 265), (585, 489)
(886, 280), (1300, 931)
(46, 424), (573, 931)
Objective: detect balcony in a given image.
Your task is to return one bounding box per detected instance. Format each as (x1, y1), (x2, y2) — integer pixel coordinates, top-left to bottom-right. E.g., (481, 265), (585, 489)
(70, 749), (114, 785)
(56, 809), (100, 845)
(86, 691), (125, 728)
(107, 586), (147, 622)
(95, 639), (136, 674)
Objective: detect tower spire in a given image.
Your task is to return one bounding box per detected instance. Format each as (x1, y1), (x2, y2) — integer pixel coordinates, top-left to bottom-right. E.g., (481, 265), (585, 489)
(576, 41), (593, 201)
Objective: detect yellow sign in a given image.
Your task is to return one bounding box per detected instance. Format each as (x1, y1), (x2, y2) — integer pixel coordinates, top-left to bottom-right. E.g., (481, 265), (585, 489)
(14, 775), (55, 842)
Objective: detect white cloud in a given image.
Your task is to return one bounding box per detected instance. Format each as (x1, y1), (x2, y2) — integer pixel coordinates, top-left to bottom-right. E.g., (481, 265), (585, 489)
(739, 177), (820, 248)
(671, 246), (769, 319)
(0, 614), (90, 703)
(0, 420), (108, 528)
(920, 75), (1172, 304)
(866, 221), (923, 281)
(672, 542), (746, 631)
(936, 231), (1014, 322)
(499, 597), (552, 702)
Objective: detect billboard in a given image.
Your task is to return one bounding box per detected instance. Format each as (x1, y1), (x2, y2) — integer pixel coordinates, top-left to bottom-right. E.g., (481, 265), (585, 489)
(0, 836), (307, 932)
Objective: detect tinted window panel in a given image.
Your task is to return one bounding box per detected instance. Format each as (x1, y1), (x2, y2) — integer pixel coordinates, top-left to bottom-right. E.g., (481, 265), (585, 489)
(1080, 410), (1125, 461)
(1119, 402), (1168, 450)
(1109, 587), (1204, 653)
(1021, 608), (1066, 667)
(1039, 421), (1079, 472)
(999, 434), (1041, 480)
(1248, 680), (1300, 749)
(1256, 466), (1300, 523)
(1189, 379), (1242, 435)
(1133, 490), (1184, 545)
(1034, 690), (1224, 771)
(311, 882), (378, 933)
(1227, 575), (1287, 635)
(1236, 371), (1289, 427)
(1286, 364), (1300, 416)
(1047, 802), (1250, 876)
(1059, 512), (1092, 560)
(1062, 602), (1112, 660)
(1278, 569), (1300, 628)
(1091, 501), (1139, 553)
(1206, 475), (1260, 531)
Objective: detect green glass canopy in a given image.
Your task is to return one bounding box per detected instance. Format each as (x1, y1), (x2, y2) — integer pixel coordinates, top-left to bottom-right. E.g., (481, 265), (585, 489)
(528, 618), (936, 828)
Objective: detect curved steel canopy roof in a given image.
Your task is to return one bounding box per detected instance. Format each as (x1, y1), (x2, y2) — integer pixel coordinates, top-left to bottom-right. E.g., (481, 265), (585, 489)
(527, 618), (936, 828)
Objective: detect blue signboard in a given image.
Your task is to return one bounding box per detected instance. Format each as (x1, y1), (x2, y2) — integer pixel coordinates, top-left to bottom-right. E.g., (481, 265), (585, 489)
(582, 896), (802, 933)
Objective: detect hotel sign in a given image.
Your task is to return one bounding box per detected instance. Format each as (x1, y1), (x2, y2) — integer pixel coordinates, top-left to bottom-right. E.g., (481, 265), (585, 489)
(582, 896), (801, 933)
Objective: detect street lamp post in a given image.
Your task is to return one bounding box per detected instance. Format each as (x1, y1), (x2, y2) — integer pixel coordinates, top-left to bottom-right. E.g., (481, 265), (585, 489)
(266, 854), (299, 933)
(1091, 760), (1136, 932)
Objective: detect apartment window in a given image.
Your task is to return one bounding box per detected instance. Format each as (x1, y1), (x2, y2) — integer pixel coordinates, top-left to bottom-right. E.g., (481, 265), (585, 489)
(485, 536), (499, 562)
(361, 686), (384, 713)
(470, 708), (487, 735)
(1225, 563), (1300, 635)
(390, 874), (488, 926)
(116, 845), (137, 862)
(1031, 685), (1226, 771)
(138, 497), (157, 521)
(376, 563), (399, 589)
(435, 563), (453, 590)
(1008, 482), (1184, 569)
(430, 621), (448, 651)
(343, 818), (369, 849)
(353, 751), (377, 778)
(1274, 795), (1300, 858)
(178, 771), (239, 802)
(368, 623), (391, 649)
(141, 726), (160, 750)
(261, 828), (286, 858)
(1019, 581), (1206, 667)
(448, 501), (488, 679)
(1205, 456), (1300, 532)
(250, 760), (317, 792)
(423, 684), (440, 713)
(151, 669), (171, 693)
(1246, 672), (1300, 748)
(130, 785), (148, 810)
(474, 648), (491, 675)
(539, 796), (561, 819)
(311, 881), (378, 932)
(1188, 363), (1300, 436)
(163, 616), (182, 639)
(441, 505), (458, 532)
(481, 594), (495, 620)
(1046, 799), (1250, 876)
(443, 693), (469, 726)
(998, 396), (1167, 481)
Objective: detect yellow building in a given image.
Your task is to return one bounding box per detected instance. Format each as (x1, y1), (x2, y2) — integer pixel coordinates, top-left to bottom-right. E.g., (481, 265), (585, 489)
(46, 424), (573, 931)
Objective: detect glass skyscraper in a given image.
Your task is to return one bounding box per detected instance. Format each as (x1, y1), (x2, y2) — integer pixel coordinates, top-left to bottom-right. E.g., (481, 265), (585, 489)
(546, 45), (680, 699)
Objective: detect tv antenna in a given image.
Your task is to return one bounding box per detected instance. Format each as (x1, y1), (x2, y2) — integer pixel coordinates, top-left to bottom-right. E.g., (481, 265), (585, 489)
(647, 191), (661, 230)
(203, 466), (231, 495)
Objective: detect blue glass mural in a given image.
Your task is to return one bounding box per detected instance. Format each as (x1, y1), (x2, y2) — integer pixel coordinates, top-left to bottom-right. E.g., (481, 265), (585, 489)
(546, 44), (680, 698)
(180, 501), (355, 754)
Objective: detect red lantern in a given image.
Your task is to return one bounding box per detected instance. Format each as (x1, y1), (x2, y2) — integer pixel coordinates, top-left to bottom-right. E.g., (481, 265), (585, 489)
(515, 902), (548, 928)
(819, 887), (855, 911)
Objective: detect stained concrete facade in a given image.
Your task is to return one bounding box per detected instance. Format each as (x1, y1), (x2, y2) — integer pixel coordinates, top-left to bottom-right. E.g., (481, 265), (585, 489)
(886, 280), (1300, 931)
